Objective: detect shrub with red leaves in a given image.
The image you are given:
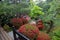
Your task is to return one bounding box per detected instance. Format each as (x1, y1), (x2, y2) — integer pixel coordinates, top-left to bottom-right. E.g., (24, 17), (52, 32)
(36, 32), (50, 40)
(11, 17), (28, 29)
(22, 17), (28, 25)
(36, 19), (44, 30)
(11, 18), (23, 29)
(18, 24), (39, 40)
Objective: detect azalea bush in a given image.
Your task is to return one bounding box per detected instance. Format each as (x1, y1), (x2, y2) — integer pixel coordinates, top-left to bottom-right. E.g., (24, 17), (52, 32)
(18, 24), (50, 40)
(36, 19), (44, 30)
(36, 31), (50, 40)
(11, 17), (28, 29)
(18, 24), (40, 40)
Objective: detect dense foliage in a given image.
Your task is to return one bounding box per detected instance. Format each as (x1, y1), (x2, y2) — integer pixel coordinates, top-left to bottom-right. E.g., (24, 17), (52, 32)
(0, 0), (60, 40)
